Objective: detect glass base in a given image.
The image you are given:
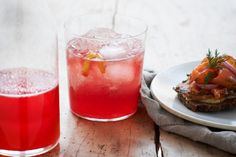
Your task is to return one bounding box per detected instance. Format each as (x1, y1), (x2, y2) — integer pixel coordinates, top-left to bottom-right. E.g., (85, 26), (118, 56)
(0, 140), (59, 157)
(72, 110), (137, 122)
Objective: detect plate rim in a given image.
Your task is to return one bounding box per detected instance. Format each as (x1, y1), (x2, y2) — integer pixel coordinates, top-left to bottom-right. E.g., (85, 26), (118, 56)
(150, 61), (236, 131)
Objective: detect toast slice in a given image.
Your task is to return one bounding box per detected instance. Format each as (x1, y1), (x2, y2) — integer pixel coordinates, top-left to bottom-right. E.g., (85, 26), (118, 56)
(177, 92), (236, 112)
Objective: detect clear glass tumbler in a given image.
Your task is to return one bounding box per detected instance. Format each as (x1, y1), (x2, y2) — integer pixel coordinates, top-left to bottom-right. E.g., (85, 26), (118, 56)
(65, 13), (147, 122)
(0, 0), (60, 156)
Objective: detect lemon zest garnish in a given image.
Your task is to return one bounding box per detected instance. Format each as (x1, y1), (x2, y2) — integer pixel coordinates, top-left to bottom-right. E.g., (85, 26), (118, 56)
(98, 62), (106, 74)
(82, 60), (91, 76)
(81, 51), (106, 76)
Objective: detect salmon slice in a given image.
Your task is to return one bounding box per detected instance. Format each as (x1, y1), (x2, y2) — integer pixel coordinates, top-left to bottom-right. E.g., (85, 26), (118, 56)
(190, 55), (236, 88)
(212, 68), (236, 88)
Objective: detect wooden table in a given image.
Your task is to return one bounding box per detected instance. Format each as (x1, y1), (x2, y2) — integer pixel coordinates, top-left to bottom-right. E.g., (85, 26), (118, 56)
(40, 0), (236, 156)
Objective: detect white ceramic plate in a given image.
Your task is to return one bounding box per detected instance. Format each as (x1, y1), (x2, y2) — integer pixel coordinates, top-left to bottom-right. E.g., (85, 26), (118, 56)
(150, 61), (236, 131)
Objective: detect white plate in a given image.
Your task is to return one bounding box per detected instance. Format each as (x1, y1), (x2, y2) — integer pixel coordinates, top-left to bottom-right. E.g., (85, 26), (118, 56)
(150, 61), (236, 131)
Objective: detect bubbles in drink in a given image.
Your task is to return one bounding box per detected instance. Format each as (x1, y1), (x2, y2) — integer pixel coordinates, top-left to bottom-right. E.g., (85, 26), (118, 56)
(0, 68), (57, 95)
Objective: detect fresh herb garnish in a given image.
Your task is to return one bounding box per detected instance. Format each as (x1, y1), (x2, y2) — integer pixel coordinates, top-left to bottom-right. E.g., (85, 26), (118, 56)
(204, 72), (215, 84)
(182, 80), (188, 83)
(182, 74), (190, 83)
(207, 49), (226, 69)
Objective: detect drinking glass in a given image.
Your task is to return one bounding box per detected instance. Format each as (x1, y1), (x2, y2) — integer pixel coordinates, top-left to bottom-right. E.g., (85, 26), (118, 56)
(65, 13), (147, 122)
(0, 0), (60, 156)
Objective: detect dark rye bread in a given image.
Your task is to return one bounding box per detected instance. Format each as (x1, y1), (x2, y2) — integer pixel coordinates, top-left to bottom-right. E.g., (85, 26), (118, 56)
(177, 93), (236, 112)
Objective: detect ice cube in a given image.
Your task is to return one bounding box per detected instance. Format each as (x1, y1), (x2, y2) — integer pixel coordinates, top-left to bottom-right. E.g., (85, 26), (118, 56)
(67, 28), (144, 59)
(83, 28), (121, 39)
(67, 37), (101, 55)
(99, 44), (128, 59)
(105, 62), (135, 83)
(122, 38), (143, 53)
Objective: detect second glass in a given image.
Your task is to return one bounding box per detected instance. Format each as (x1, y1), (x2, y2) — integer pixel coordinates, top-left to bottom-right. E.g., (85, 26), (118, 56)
(0, 0), (60, 156)
(65, 13), (147, 121)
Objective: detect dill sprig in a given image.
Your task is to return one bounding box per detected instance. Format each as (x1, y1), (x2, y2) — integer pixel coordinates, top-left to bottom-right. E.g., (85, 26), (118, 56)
(182, 74), (190, 83)
(207, 49), (226, 69)
(204, 72), (215, 84)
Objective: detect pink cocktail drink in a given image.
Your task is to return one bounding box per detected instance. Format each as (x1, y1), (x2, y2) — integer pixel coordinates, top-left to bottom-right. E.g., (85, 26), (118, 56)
(66, 28), (145, 121)
(0, 68), (59, 151)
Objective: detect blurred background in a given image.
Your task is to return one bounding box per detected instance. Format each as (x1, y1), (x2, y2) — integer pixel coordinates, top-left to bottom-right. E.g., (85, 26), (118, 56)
(1, 0), (235, 71)
(47, 0), (236, 71)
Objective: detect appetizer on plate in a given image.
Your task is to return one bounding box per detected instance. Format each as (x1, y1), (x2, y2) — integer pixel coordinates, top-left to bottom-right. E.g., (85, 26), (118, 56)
(174, 50), (236, 112)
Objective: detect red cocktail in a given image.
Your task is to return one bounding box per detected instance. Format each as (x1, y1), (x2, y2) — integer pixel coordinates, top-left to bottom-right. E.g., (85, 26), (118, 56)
(65, 17), (147, 121)
(0, 68), (59, 153)
(67, 41), (144, 120)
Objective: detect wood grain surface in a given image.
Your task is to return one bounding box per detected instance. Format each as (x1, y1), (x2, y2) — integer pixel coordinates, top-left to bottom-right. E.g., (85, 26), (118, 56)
(38, 107), (156, 157)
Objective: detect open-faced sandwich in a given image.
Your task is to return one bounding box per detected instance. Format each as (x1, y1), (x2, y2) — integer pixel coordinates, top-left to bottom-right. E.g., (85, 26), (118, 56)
(174, 50), (236, 112)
